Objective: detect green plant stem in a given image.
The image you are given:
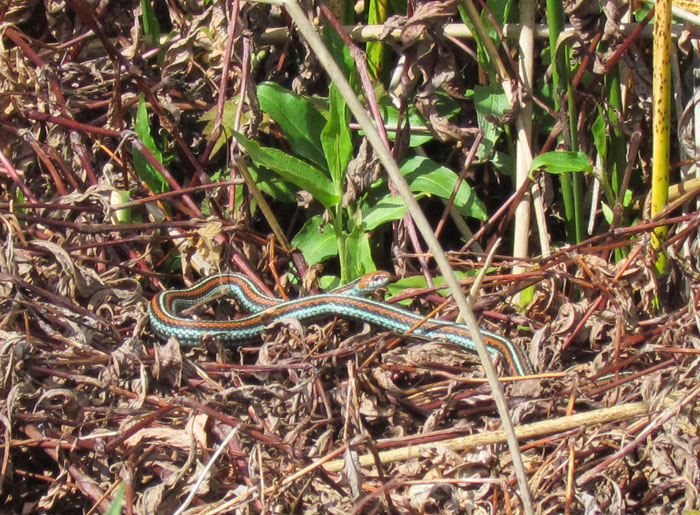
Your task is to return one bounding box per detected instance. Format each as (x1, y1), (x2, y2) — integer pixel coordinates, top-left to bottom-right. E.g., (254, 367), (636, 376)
(566, 57), (583, 243)
(546, 0), (582, 243)
(333, 207), (348, 282)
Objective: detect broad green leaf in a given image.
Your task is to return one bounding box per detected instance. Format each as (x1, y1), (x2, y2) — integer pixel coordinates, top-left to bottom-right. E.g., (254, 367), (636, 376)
(257, 82), (327, 168)
(322, 83), (353, 190)
(323, 22), (354, 82)
(318, 275), (341, 291)
(291, 215), (338, 265)
(400, 156), (488, 220)
(245, 165), (297, 203)
(345, 225), (375, 278)
(363, 195), (408, 230)
(234, 132), (340, 208)
(491, 150), (514, 176)
(529, 151), (593, 178)
(473, 85), (510, 161)
(133, 95), (168, 193)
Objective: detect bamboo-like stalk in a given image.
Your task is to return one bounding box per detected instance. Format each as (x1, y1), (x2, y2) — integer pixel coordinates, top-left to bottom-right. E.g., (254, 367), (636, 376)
(255, 22), (700, 45)
(513, 0), (536, 311)
(651, 0), (671, 272)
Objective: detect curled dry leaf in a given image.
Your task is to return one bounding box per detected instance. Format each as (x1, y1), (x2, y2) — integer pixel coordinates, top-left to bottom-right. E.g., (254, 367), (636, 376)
(551, 300), (590, 338)
(153, 337), (183, 388)
(408, 482), (460, 513)
(34, 388), (84, 424)
(401, 0), (459, 45)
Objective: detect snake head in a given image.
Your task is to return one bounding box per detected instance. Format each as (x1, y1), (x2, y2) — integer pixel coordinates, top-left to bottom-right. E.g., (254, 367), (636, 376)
(353, 271), (393, 294)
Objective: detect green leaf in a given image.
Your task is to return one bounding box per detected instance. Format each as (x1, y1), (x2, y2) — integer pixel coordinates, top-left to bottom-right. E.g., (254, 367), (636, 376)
(458, 7), (495, 82)
(363, 195), (408, 230)
(602, 189), (633, 224)
(601, 202), (613, 225)
(323, 22), (354, 81)
(529, 151), (593, 178)
(318, 275), (341, 290)
(140, 0), (160, 46)
(257, 82), (327, 168)
(245, 165), (297, 204)
(400, 156), (488, 220)
(592, 110), (607, 162)
(133, 95), (168, 194)
(111, 190), (132, 223)
(234, 132), (340, 208)
(345, 225), (375, 277)
(473, 85), (510, 161)
(322, 83), (353, 191)
(491, 150), (514, 176)
(291, 215), (338, 265)
(14, 188), (25, 215)
(366, 0), (386, 80)
(106, 483), (126, 515)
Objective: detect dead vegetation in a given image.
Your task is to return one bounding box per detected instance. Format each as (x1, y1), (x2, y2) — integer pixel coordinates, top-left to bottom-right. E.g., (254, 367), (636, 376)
(0, 0), (699, 513)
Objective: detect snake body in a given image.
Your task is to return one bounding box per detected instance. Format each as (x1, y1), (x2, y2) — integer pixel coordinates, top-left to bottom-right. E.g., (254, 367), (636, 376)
(148, 272), (533, 376)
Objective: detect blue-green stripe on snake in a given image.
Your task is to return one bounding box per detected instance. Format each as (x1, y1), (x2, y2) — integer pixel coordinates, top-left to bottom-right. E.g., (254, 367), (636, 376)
(147, 271), (534, 377)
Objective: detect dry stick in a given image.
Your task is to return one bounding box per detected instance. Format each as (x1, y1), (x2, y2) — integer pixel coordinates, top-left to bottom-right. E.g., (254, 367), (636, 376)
(434, 131), (483, 240)
(257, 22), (700, 45)
(230, 36), (252, 214)
(321, 393), (680, 473)
(235, 158), (292, 250)
(275, 0), (533, 509)
(0, 150), (37, 203)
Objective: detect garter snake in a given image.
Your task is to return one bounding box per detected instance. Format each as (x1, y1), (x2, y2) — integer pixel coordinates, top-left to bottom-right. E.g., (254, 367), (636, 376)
(148, 272), (533, 376)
